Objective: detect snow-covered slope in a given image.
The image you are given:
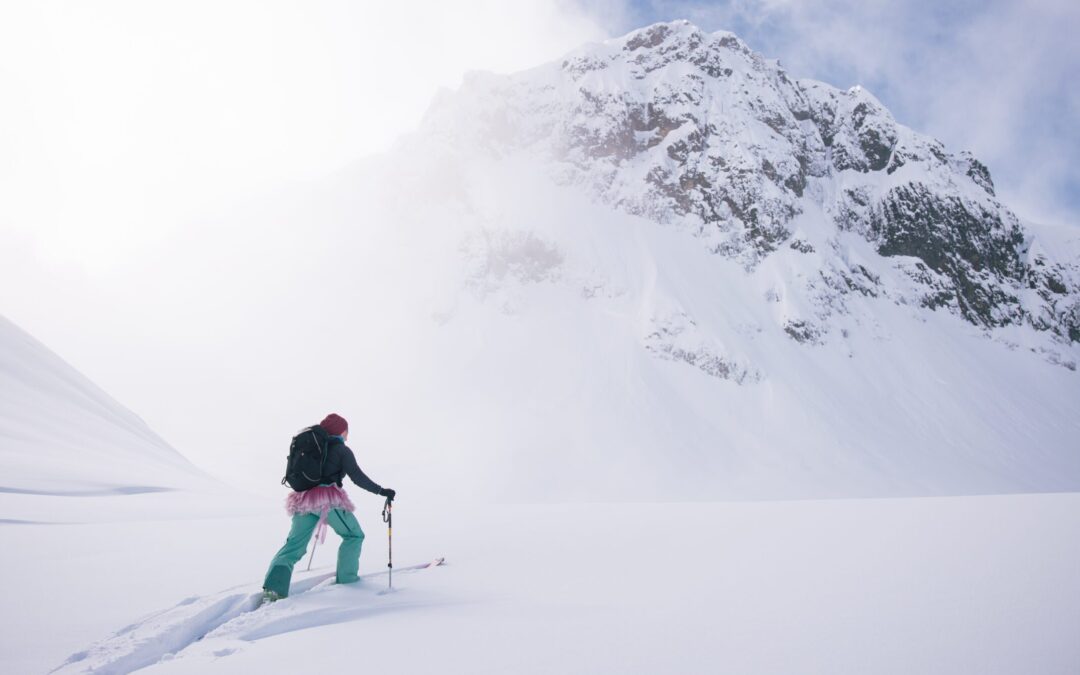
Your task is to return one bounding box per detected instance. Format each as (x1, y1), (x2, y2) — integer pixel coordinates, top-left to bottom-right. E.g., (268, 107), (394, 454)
(422, 20), (1080, 355)
(0, 314), (215, 502)
(0, 317), (260, 669)
(289, 144), (1080, 501)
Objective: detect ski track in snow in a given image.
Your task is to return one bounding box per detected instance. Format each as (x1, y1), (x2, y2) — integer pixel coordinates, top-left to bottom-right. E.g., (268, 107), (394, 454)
(51, 562), (445, 675)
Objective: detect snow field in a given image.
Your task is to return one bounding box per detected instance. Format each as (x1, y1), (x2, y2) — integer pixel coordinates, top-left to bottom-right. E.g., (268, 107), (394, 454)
(6, 492), (1078, 674)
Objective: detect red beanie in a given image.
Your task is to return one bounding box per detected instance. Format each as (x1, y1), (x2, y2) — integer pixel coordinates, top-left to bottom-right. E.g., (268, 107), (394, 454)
(320, 413), (348, 436)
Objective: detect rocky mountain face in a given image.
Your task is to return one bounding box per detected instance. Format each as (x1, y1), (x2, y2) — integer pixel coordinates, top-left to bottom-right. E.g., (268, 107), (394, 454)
(421, 21), (1079, 361)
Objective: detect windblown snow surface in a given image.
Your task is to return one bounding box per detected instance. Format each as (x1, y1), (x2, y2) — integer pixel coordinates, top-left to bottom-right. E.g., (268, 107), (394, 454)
(3, 20), (1080, 675)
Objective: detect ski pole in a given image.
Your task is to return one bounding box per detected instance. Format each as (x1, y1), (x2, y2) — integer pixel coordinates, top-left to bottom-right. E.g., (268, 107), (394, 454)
(382, 497), (393, 590)
(306, 537), (318, 571)
(308, 512), (332, 571)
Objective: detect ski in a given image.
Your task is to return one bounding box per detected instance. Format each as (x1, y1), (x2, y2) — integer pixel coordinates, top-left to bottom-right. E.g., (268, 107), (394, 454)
(366, 556), (446, 577)
(261, 558), (445, 605)
(299, 556), (445, 582)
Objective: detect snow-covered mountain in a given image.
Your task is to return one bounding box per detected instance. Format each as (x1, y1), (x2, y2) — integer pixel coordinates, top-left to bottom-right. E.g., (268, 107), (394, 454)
(7, 21), (1076, 506)
(0, 314), (214, 502)
(292, 20), (1080, 502)
(421, 20), (1080, 360)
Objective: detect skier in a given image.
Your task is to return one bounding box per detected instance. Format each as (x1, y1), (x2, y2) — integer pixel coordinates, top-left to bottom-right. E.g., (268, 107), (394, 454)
(262, 413), (395, 602)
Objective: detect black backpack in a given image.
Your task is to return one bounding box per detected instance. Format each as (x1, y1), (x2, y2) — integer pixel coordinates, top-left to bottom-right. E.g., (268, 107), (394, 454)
(281, 425), (330, 492)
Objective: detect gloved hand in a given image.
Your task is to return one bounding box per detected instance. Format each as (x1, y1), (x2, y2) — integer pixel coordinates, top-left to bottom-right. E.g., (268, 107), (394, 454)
(380, 488), (396, 502)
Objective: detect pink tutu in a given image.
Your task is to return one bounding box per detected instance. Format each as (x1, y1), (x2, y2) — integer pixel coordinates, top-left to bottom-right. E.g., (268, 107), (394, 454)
(285, 485), (355, 544)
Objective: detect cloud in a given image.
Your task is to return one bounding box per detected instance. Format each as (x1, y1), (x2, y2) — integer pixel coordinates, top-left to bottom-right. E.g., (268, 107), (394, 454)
(0, 0), (608, 271)
(602, 0), (1080, 227)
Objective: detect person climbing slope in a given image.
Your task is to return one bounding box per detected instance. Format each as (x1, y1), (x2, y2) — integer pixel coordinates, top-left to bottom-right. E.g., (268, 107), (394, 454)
(262, 413), (395, 602)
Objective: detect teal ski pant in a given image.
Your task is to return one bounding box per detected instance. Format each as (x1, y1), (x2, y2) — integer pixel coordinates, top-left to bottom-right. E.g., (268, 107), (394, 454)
(263, 509), (364, 597)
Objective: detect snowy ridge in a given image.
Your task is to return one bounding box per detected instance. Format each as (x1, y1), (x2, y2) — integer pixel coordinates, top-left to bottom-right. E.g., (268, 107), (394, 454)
(421, 20), (1080, 362)
(0, 315), (214, 499)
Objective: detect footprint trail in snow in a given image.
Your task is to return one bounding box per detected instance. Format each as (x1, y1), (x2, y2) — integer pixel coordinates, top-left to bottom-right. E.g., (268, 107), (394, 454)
(52, 559), (446, 675)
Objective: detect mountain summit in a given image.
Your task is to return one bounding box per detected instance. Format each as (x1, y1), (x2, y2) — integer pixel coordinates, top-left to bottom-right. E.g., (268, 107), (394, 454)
(422, 20), (1079, 360)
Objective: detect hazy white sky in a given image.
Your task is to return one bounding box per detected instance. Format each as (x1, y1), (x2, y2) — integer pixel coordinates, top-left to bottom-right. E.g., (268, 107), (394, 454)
(0, 1), (606, 269)
(0, 0), (611, 485)
(1, 1), (1076, 487)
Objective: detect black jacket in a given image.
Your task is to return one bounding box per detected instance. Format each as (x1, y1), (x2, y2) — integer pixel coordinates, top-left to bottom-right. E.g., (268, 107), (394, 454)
(322, 437), (384, 495)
